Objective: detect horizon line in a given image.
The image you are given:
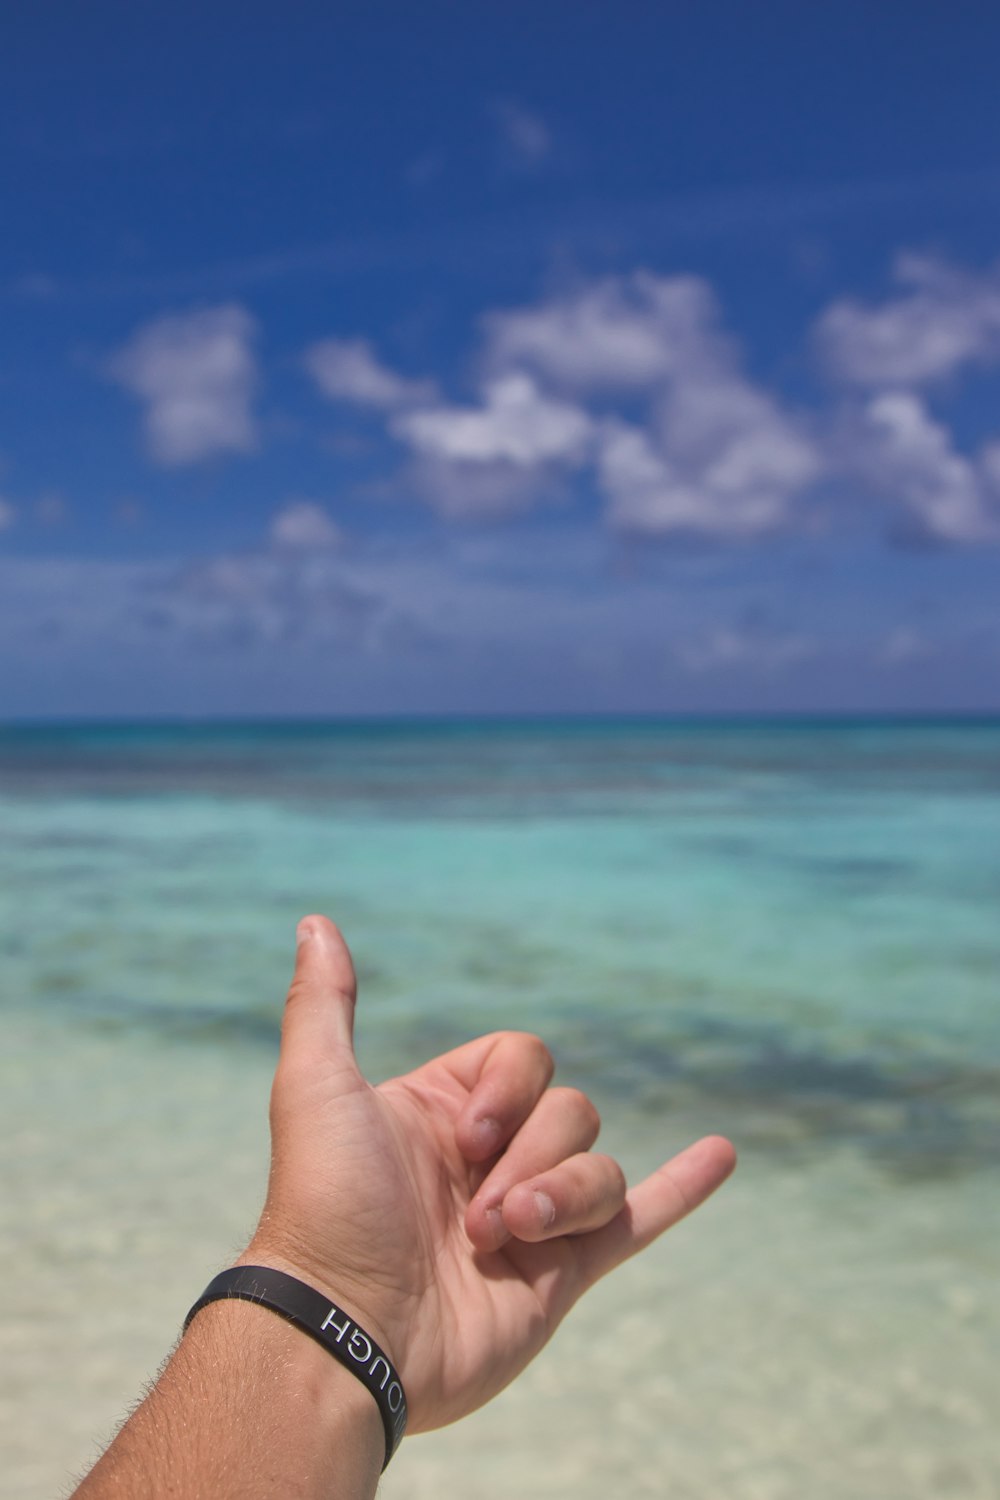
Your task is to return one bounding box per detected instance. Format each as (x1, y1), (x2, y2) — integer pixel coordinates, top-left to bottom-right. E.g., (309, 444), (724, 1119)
(3, 708), (1000, 732)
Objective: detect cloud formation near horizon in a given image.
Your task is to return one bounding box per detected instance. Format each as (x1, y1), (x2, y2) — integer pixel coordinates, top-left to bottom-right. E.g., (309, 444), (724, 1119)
(102, 255), (1000, 548)
(302, 261), (1000, 544)
(306, 272), (823, 535)
(816, 253), (1000, 388)
(304, 338), (437, 412)
(816, 255), (1000, 542)
(108, 305), (259, 465)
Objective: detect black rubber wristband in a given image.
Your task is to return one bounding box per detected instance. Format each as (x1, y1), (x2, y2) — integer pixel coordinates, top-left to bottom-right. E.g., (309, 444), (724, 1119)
(183, 1265), (407, 1469)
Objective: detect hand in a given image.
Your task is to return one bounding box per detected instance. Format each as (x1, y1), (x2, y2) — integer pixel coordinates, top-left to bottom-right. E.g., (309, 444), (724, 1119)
(241, 915), (735, 1433)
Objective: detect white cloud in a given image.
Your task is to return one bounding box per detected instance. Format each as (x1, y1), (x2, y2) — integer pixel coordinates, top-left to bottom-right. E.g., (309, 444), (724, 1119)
(298, 263), (1000, 547)
(390, 273), (816, 532)
(600, 421), (777, 538)
(402, 454), (565, 520)
(270, 500), (342, 551)
(476, 273), (820, 537)
(109, 305), (258, 465)
(483, 272), (722, 391)
(817, 253), (1000, 388)
(856, 391), (999, 543)
(394, 374), (593, 467)
(979, 441), (1000, 492)
(0, 498), (16, 531)
(388, 374), (593, 518)
(598, 398), (817, 539)
(813, 255), (1000, 545)
(636, 378), (816, 535)
(591, 347), (818, 540)
(305, 337), (437, 411)
(598, 424), (701, 532)
(293, 273), (821, 531)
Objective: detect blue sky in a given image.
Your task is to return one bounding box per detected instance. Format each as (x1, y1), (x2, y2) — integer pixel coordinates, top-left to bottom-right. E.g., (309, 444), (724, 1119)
(2, 1), (1000, 717)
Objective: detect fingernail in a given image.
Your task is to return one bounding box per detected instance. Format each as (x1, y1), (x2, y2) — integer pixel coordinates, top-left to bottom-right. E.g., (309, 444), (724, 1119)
(533, 1191), (556, 1230)
(471, 1116), (501, 1155)
(484, 1206), (509, 1247)
(296, 920), (316, 945)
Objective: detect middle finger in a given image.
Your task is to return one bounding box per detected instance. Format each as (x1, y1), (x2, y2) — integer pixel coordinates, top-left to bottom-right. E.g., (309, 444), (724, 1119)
(465, 1086), (601, 1251)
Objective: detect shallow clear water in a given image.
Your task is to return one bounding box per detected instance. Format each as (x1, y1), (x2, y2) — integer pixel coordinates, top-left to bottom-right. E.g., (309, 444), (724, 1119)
(1, 720), (997, 1497)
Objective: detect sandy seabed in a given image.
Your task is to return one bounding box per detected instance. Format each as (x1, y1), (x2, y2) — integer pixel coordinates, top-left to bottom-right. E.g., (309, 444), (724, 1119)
(2, 1013), (996, 1500)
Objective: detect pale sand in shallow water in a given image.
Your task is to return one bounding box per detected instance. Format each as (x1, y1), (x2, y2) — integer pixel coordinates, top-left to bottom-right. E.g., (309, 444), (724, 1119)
(2, 1010), (996, 1500)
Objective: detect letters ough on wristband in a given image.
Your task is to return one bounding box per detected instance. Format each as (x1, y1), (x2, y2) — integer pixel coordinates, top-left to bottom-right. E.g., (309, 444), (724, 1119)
(184, 1265), (407, 1469)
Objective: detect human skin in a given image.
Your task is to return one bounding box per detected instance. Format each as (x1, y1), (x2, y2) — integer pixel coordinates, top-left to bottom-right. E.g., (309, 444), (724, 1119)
(73, 915), (736, 1498)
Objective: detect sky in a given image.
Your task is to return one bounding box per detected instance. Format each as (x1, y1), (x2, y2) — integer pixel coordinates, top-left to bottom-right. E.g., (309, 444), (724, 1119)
(2, 0), (1000, 719)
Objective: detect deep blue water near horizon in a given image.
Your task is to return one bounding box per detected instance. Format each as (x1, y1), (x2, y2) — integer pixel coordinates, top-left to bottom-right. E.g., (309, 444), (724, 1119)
(3, 715), (999, 1181)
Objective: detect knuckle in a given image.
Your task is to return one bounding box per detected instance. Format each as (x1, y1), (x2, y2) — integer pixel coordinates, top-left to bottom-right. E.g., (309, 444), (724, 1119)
(492, 1030), (554, 1083)
(518, 1032), (554, 1074)
(596, 1154), (628, 1199)
(284, 975), (308, 1009)
(553, 1087), (600, 1139)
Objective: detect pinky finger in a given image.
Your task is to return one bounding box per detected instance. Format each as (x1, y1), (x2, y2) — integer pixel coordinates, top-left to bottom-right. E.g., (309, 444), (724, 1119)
(576, 1135), (737, 1288)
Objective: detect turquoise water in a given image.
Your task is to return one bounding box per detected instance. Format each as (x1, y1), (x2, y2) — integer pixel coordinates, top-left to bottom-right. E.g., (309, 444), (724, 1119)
(3, 718), (998, 1171)
(2, 719), (998, 1497)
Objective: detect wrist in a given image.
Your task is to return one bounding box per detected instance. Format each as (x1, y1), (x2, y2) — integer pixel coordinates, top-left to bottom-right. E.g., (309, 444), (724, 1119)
(185, 1292), (382, 1440)
(83, 1286), (386, 1500)
(195, 1261), (408, 1467)
(234, 1241), (406, 1371)
(202, 1295), (384, 1484)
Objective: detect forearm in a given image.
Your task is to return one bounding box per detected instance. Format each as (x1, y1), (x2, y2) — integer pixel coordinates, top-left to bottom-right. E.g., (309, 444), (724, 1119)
(72, 1298), (384, 1500)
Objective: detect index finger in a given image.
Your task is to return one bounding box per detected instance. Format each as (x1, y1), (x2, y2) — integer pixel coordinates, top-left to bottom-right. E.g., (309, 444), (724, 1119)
(446, 1031), (556, 1162)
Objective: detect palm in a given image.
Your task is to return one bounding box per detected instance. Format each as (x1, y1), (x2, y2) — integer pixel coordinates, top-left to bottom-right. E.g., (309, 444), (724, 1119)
(377, 1059), (586, 1429)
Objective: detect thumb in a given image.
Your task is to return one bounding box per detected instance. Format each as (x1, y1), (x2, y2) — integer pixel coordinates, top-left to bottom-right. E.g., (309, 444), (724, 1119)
(278, 914), (361, 1076)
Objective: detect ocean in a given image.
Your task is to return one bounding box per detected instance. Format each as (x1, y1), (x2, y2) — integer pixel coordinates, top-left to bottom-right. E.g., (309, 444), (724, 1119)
(1, 719), (997, 1498)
